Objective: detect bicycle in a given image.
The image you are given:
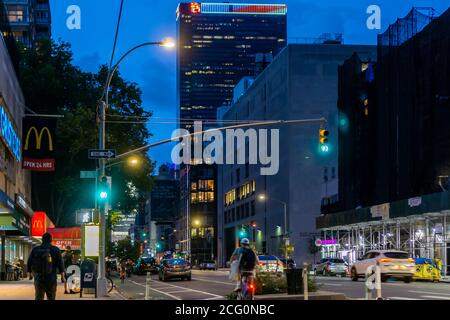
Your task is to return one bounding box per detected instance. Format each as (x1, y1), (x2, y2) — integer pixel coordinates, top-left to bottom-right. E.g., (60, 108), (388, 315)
(105, 274), (115, 293)
(237, 271), (255, 300)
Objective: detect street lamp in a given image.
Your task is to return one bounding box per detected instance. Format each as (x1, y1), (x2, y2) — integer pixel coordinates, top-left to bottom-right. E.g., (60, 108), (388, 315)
(96, 38), (175, 297)
(258, 194), (289, 260)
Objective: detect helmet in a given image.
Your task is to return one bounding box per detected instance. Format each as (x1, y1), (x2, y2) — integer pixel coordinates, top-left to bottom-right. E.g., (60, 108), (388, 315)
(240, 238), (250, 245)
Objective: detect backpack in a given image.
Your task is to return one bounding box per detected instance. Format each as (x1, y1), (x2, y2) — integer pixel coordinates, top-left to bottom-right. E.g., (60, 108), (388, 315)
(239, 247), (257, 270)
(31, 247), (53, 275)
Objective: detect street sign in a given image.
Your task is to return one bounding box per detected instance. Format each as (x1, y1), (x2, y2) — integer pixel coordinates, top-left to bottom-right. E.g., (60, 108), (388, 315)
(88, 149), (116, 159)
(80, 170), (97, 179)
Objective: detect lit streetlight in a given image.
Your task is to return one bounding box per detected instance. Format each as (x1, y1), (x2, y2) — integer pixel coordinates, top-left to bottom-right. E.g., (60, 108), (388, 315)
(96, 38), (175, 297)
(258, 194), (289, 260)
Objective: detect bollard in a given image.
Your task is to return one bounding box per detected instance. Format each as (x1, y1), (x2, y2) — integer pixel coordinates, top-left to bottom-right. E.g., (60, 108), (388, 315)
(145, 271), (151, 300)
(303, 262), (309, 300)
(375, 261), (382, 300)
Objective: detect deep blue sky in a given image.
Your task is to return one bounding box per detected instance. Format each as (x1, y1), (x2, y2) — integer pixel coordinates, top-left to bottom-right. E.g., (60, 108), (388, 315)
(50, 1), (449, 169)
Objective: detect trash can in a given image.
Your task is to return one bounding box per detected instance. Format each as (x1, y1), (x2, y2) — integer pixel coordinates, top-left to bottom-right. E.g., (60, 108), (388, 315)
(80, 258), (97, 297)
(285, 267), (304, 295)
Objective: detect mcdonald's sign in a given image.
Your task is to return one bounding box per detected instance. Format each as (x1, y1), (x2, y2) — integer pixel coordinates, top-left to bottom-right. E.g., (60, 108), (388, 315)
(22, 116), (56, 171)
(31, 211), (47, 236)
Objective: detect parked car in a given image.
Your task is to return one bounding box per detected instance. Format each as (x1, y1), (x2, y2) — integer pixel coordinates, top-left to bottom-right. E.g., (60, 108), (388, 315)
(133, 256), (158, 275)
(158, 258), (192, 281)
(257, 255), (284, 273)
(199, 260), (217, 270)
(279, 258), (297, 269)
(314, 258), (348, 276)
(350, 250), (415, 283)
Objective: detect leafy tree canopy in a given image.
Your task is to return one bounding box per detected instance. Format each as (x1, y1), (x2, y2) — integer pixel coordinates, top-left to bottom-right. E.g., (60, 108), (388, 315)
(19, 39), (154, 226)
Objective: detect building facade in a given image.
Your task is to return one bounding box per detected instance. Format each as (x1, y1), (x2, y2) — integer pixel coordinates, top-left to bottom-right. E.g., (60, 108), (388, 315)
(0, 0), (51, 48)
(0, 32), (36, 280)
(176, 1), (287, 266)
(316, 8), (450, 275)
(217, 43), (376, 267)
(145, 164), (179, 256)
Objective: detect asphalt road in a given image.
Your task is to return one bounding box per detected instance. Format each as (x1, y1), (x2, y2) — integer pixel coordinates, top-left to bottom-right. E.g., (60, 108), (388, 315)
(113, 270), (450, 300)
(315, 275), (450, 300)
(114, 270), (234, 300)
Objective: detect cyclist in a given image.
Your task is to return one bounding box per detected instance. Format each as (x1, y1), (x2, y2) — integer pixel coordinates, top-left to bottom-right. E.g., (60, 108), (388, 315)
(119, 258), (127, 283)
(230, 238), (259, 293)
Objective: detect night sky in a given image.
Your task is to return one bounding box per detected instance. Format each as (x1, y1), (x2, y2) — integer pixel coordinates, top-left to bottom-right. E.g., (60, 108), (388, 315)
(50, 1), (449, 169)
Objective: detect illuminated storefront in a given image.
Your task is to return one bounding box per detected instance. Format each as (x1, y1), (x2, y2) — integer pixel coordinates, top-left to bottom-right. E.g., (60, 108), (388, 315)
(0, 31), (35, 280)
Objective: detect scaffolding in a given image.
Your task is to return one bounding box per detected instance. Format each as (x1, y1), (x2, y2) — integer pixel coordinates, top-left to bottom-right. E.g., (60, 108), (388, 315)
(319, 211), (449, 277)
(378, 7), (436, 57)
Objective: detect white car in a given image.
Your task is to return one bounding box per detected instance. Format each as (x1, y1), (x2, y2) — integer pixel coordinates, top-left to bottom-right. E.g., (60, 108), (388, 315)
(258, 255), (284, 273)
(350, 250), (415, 283)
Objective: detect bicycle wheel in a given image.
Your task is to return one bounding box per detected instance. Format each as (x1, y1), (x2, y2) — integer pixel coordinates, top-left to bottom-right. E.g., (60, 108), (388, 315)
(106, 277), (114, 293)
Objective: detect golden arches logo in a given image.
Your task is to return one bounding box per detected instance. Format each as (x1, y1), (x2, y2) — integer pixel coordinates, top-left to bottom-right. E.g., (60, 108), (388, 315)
(33, 220), (43, 229)
(24, 127), (53, 151)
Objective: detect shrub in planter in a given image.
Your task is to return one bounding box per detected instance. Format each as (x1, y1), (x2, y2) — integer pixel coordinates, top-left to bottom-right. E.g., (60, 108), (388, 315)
(254, 272), (287, 295)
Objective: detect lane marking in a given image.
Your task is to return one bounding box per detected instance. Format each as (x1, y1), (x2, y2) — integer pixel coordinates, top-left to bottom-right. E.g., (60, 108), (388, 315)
(129, 280), (181, 300)
(387, 297), (423, 300)
(165, 290), (193, 294)
(193, 277), (235, 286)
(149, 280), (223, 298)
(421, 295), (450, 300)
(408, 290), (450, 296)
(319, 283), (343, 287)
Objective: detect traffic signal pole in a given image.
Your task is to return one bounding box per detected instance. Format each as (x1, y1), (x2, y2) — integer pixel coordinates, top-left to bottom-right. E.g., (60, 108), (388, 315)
(97, 101), (108, 297)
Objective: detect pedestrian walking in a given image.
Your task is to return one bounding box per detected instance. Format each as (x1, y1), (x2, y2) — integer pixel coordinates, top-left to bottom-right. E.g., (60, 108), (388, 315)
(27, 232), (65, 300)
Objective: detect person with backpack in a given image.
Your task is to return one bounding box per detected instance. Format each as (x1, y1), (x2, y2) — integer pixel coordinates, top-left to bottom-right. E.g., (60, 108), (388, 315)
(27, 232), (65, 300)
(229, 238), (259, 292)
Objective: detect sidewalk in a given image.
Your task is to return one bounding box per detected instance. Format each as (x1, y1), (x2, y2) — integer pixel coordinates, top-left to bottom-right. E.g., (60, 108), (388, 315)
(0, 279), (126, 300)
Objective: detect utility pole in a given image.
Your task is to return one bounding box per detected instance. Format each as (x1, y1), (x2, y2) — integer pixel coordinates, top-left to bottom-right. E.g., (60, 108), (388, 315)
(97, 100), (107, 297)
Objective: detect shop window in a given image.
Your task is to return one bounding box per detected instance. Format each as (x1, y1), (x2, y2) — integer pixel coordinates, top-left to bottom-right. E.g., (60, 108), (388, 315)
(191, 182), (197, 191)
(206, 180), (214, 191)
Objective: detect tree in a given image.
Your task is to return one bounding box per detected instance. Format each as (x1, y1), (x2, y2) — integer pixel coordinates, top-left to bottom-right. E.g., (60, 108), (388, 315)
(19, 39), (154, 226)
(114, 236), (140, 260)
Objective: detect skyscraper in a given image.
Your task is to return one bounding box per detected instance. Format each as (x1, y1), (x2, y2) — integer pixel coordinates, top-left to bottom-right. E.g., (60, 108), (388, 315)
(175, 2), (287, 265)
(176, 2), (287, 129)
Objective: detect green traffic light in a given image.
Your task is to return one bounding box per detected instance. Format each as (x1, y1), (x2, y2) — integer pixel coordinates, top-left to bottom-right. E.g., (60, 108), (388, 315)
(320, 145), (330, 153)
(99, 191), (108, 199)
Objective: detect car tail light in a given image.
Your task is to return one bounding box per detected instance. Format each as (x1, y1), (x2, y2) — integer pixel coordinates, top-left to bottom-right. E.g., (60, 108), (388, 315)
(379, 258), (392, 263)
(259, 262), (264, 267)
(408, 259), (415, 263)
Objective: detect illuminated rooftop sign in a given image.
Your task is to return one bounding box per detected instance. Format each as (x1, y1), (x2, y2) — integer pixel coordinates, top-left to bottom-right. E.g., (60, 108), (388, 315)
(190, 3), (287, 15)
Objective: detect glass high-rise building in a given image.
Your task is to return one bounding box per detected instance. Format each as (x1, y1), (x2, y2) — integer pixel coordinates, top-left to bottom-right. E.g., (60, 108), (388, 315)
(175, 2), (287, 265)
(176, 2), (287, 130)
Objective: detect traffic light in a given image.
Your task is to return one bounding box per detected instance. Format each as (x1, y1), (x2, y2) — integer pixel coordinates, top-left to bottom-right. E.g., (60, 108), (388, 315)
(319, 128), (330, 153)
(98, 175), (110, 203)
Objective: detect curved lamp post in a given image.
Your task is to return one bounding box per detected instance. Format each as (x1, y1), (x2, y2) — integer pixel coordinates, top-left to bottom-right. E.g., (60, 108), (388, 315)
(96, 38), (174, 297)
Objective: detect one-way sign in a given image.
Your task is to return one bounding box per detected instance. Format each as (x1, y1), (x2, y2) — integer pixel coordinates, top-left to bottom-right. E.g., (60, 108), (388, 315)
(88, 149), (116, 159)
